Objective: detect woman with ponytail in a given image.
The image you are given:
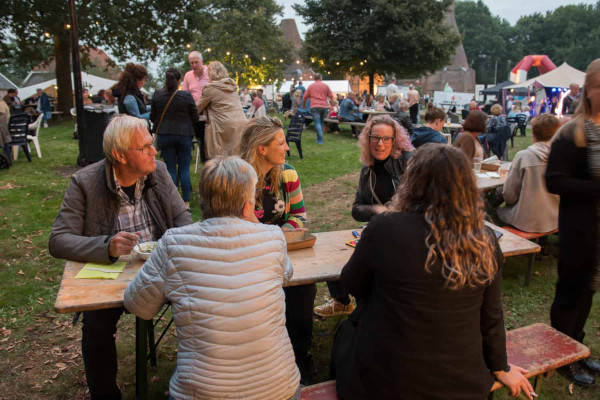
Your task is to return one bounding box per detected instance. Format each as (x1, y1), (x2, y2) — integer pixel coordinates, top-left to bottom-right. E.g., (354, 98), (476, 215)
(150, 68), (199, 208)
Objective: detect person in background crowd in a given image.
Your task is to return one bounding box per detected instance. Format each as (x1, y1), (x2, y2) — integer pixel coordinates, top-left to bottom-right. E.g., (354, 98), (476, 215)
(326, 100), (341, 134)
(3, 88), (22, 112)
(296, 80), (306, 98)
(447, 105), (459, 123)
(454, 110), (487, 161)
(545, 58), (600, 387)
(113, 63), (150, 120)
(0, 98), (11, 164)
(374, 94), (391, 112)
(151, 68), (199, 209)
(332, 144), (535, 400)
(497, 114), (559, 233)
(339, 92), (363, 137)
(124, 156), (301, 400)
(82, 89), (93, 105)
(487, 104), (508, 134)
(183, 51), (210, 104)
(406, 84), (420, 124)
(92, 89), (106, 104)
(240, 87), (253, 110)
(303, 73), (334, 144)
(252, 88), (266, 118)
(506, 95), (514, 114)
(314, 115), (413, 318)
(36, 88), (52, 128)
(48, 115), (191, 400)
(562, 83), (581, 116)
(197, 61), (248, 159)
(410, 106), (447, 147)
(386, 77), (399, 99)
(239, 116), (315, 384)
(359, 94), (375, 111)
(281, 87), (292, 113)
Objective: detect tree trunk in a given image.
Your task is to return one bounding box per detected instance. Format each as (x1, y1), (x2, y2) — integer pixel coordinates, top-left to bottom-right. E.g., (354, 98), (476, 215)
(368, 71), (375, 95)
(54, 32), (73, 113)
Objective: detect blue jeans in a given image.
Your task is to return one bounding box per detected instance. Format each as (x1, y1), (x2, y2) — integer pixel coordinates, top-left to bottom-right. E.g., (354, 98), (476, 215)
(157, 135), (193, 202)
(310, 107), (329, 143)
(42, 110), (52, 124)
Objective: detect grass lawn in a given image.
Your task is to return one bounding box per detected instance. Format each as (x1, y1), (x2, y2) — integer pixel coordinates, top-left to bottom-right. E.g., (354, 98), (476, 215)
(0, 117), (598, 399)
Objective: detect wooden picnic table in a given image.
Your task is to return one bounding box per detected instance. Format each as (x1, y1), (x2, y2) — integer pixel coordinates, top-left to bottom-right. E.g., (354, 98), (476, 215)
(477, 163), (510, 191)
(54, 225), (539, 399)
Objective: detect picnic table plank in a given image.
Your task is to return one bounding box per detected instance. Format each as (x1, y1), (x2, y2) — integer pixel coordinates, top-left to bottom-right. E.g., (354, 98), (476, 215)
(54, 226), (539, 313)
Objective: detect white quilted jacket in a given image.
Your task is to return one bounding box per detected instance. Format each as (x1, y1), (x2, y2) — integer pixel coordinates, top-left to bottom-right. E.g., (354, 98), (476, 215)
(124, 217), (300, 399)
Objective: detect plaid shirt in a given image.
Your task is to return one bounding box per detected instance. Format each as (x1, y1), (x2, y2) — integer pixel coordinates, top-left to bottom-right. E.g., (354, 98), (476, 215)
(113, 169), (158, 242)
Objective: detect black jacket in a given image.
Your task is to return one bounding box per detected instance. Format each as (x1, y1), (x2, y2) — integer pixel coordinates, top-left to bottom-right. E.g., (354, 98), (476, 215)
(351, 152), (412, 222)
(545, 118), (600, 288)
(150, 88), (199, 137)
(337, 212), (506, 400)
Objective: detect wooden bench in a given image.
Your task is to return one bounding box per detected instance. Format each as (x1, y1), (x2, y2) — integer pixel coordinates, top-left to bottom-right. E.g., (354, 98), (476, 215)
(303, 115), (366, 133)
(300, 323), (590, 400)
(501, 227), (558, 286)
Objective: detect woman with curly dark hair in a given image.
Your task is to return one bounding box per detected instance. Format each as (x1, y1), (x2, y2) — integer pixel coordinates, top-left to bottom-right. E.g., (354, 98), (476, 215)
(114, 63), (150, 120)
(332, 144), (534, 400)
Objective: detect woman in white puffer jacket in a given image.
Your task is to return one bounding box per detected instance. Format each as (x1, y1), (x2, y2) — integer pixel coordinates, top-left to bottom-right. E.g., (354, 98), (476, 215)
(124, 156), (300, 400)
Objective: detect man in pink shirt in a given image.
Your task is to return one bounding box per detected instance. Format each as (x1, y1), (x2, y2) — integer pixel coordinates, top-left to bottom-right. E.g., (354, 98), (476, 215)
(182, 51), (210, 104)
(303, 73), (334, 144)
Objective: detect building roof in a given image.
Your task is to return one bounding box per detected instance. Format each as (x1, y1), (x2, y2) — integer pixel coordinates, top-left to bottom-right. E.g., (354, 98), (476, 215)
(30, 47), (121, 80)
(0, 72), (18, 90)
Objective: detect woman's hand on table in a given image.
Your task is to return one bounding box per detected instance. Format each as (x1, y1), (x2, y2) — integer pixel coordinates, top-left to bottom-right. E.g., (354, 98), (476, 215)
(108, 231), (140, 258)
(494, 364), (536, 399)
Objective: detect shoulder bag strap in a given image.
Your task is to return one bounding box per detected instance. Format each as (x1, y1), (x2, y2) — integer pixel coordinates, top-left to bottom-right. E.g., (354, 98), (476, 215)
(154, 90), (178, 137)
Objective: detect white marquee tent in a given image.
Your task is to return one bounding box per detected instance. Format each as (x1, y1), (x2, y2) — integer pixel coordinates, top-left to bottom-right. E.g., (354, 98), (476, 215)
(19, 72), (118, 100)
(505, 62), (585, 90)
(278, 80), (350, 94)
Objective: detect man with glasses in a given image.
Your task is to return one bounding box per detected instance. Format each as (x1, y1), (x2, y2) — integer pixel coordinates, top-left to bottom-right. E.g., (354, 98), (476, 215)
(49, 115), (192, 400)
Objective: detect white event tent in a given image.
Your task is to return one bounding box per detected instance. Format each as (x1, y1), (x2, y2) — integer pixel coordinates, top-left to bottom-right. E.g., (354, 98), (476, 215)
(19, 72), (118, 100)
(504, 63), (585, 90)
(278, 80), (350, 94)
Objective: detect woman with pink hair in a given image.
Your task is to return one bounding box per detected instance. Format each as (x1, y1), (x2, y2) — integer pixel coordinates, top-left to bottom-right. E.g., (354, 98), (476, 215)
(314, 114), (414, 317)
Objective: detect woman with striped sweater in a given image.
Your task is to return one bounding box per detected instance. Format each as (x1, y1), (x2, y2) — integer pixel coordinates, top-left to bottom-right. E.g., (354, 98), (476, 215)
(240, 116), (315, 384)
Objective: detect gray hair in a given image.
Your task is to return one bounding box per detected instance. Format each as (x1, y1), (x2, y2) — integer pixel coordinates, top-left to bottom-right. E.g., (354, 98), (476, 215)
(103, 115), (148, 163)
(188, 51), (203, 62)
(199, 156), (258, 219)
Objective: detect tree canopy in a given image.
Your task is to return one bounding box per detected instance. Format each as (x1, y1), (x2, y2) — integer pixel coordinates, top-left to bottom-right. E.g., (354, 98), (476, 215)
(294, 0), (460, 93)
(1, 0), (290, 111)
(456, 0), (600, 84)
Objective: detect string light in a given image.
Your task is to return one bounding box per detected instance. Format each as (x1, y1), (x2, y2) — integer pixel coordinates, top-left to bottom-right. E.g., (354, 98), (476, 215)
(262, 56), (266, 61)
(226, 51), (230, 56)
(296, 60), (300, 64)
(206, 47), (211, 52)
(244, 54), (249, 59)
(65, 24), (71, 30)
(44, 32), (51, 38)
(186, 44), (191, 49)
(279, 59), (283, 63)
(360, 61), (364, 66)
(336, 61), (340, 66)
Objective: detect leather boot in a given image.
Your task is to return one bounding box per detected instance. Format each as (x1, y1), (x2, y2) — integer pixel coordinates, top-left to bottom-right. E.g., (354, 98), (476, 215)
(581, 358), (600, 374)
(558, 362), (595, 387)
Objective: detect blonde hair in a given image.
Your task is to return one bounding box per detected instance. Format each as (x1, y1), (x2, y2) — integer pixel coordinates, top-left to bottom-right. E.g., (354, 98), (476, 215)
(199, 156), (257, 218)
(208, 61), (229, 81)
(103, 115), (148, 163)
(391, 144), (498, 290)
(239, 116), (285, 205)
(490, 104), (503, 116)
(576, 58), (600, 118)
(358, 115), (413, 166)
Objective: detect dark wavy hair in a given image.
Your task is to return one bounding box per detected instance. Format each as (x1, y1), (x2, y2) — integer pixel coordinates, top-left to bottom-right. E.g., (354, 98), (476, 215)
(391, 143), (498, 289)
(117, 63), (147, 95)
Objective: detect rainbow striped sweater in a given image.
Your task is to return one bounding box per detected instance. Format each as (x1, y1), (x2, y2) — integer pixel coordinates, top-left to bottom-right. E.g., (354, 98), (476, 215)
(255, 164), (307, 229)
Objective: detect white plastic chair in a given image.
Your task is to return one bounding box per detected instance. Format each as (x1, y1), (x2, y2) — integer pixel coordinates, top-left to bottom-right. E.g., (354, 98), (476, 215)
(27, 114), (44, 158)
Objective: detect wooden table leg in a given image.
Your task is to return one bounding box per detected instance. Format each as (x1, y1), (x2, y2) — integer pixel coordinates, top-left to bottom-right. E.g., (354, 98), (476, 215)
(136, 317), (149, 400)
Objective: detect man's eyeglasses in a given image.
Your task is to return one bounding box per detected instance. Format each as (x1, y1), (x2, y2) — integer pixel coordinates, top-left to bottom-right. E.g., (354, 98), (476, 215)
(131, 144), (155, 155)
(369, 135), (394, 144)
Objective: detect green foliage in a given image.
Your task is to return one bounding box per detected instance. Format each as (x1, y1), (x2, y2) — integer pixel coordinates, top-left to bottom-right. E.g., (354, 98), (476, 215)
(455, 0), (517, 84)
(294, 0), (461, 81)
(456, 0), (600, 84)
